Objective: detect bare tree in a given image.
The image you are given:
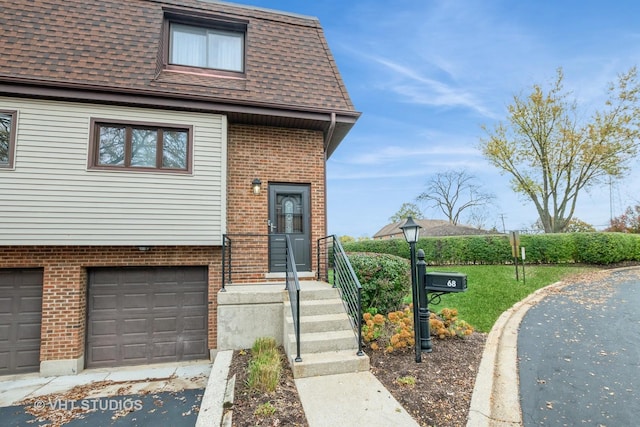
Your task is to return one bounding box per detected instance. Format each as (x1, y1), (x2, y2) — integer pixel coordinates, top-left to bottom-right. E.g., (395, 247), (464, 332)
(416, 170), (494, 225)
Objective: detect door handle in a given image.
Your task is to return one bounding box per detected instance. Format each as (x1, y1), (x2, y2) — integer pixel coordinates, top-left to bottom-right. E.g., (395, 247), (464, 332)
(267, 220), (276, 232)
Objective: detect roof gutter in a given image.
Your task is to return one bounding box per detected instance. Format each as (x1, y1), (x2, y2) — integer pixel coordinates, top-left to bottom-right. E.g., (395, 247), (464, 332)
(324, 112), (336, 153)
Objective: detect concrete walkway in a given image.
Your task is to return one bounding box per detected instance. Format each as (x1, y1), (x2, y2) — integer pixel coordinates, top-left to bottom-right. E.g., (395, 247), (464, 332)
(295, 372), (419, 427)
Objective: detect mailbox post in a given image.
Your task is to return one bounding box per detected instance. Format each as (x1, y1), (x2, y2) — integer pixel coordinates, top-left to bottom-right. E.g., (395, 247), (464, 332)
(418, 253), (468, 353)
(416, 250), (432, 352)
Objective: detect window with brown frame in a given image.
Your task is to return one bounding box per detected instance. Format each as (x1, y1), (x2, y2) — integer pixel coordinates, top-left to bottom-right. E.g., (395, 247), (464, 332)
(170, 22), (244, 73)
(90, 120), (192, 173)
(0, 110), (17, 169)
(163, 10), (247, 77)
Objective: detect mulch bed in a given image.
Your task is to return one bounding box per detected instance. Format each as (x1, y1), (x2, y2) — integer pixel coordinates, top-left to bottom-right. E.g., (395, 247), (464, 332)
(227, 332), (486, 427)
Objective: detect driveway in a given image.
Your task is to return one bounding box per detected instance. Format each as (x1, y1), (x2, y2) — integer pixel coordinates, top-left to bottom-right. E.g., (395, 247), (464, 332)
(0, 361), (210, 426)
(518, 267), (640, 425)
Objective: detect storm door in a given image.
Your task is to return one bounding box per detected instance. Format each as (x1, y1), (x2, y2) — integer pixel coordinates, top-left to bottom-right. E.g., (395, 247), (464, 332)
(268, 184), (310, 272)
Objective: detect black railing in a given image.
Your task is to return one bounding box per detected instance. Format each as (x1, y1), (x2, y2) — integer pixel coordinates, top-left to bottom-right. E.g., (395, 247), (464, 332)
(222, 234), (232, 290)
(317, 235), (364, 356)
(221, 233), (284, 289)
(284, 234), (302, 362)
(221, 233), (302, 361)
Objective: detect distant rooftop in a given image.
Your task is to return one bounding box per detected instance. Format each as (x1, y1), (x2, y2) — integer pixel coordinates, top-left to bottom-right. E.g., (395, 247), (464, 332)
(373, 219), (494, 239)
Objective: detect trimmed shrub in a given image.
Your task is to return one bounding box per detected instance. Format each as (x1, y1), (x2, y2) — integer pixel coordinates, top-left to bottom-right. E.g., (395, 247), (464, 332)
(342, 232), (640, 265)
(347, 252), (410, 315)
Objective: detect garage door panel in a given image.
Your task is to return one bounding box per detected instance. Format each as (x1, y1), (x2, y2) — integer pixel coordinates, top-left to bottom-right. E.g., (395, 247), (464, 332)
(183, 339), (206, 357)
(87, 266), (208, 368)
(91, 345), (117, 362)
(91, 320), (117, 336)
(184, 291), (206, 307)
(155, 293), (179, 308)
(153, 342), (177, 358)
(123, 343), (148, 362)
(154, 317), (177, 333)
(19, 296), (42, 314)
(92, 294), (118, 311)
(0, 297), (11, 313)
(16, 349), (40, 369)
(123, 294), (149, 310)
(183, 315), (206, 331)
(17, 322), (41, 340)
(0, 269), (43, 375)
(123, 318), (148, 334)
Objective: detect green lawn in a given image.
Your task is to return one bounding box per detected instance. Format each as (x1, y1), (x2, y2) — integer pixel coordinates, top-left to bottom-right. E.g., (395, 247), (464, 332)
(422, 264), (599, 332)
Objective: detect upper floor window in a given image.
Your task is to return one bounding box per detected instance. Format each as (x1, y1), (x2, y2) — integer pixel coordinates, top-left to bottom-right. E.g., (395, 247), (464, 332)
(90, 120), (192, 173)
(170, 22), (244, 73)
(0, 111), (16, 169)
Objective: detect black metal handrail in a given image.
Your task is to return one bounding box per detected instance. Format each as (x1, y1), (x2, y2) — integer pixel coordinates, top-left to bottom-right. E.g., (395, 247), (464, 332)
(284, 234), (302, 362)
(221, 232), (289, 289)
(317, 235), (364, 356)
(222, 234), (232, 290)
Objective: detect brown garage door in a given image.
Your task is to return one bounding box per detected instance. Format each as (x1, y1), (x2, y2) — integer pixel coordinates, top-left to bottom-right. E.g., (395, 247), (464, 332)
(86, 266), (208, 368)
(0, 269), (43, 375)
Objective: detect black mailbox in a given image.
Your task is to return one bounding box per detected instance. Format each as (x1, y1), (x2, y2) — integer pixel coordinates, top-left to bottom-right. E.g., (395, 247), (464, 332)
(425, 272), (467, 293)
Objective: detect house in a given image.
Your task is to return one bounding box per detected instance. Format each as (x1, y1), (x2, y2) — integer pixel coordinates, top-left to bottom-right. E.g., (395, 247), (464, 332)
(0, 0), (360, 377)
(373, 219), (493, 239)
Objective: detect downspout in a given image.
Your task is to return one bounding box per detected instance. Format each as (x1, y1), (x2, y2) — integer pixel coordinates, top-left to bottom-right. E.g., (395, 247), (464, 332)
(324, 112), (337, 153)
(323, 113), (336, 239)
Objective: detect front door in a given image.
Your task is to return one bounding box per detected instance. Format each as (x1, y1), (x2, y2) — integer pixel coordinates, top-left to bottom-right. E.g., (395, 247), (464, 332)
(268, 184), (311, 272)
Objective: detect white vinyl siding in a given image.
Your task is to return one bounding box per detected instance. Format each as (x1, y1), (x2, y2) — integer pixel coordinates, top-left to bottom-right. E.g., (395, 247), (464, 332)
(0, 97), (227, 246)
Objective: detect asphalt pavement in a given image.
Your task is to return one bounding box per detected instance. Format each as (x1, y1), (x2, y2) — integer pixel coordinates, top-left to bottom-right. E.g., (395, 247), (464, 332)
(0, 361), (209, 427)
(518, 268), (640, 426)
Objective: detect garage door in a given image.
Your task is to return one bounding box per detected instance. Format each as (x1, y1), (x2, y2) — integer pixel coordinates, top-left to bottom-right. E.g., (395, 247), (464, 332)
(86, 266), (208, 368)
(0, 269), (43, 375)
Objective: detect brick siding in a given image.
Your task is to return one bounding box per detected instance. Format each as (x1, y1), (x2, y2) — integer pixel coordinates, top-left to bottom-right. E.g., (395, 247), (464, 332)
(226, 124), (327, 281)
(0, 246), (220, 362)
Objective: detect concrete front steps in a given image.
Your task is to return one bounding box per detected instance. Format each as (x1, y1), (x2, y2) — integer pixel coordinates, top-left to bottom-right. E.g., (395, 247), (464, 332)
(284, 282), (369, 378)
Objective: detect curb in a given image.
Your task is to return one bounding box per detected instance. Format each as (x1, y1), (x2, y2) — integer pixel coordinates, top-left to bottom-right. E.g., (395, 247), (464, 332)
(467, 281), (568, 426)
(196, 350), (233, 427)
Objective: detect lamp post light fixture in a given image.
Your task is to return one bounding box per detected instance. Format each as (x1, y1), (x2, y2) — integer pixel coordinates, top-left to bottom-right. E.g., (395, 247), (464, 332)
(251, 178), (262, 195)
(400, 216), (423, 363)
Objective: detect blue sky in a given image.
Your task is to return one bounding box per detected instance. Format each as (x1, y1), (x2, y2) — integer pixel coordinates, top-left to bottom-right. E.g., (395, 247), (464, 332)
(236, 0), (640, 237)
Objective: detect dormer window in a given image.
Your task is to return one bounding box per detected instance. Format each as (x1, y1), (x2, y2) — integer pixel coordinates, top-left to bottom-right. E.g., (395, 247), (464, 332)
(169, 23), (244, 73)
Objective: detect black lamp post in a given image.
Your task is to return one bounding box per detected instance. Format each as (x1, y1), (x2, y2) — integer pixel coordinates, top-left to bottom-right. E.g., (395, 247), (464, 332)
(400, 216), (422, 363)
(417, 249), (432, 352)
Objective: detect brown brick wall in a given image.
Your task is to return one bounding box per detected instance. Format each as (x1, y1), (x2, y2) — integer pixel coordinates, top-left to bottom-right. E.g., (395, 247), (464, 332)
(0, 246), (221, 362)
(227, 124), (326, 280)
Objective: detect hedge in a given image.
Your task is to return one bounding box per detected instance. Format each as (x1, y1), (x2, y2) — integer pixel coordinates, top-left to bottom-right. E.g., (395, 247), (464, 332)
(342, 232), (640, 265)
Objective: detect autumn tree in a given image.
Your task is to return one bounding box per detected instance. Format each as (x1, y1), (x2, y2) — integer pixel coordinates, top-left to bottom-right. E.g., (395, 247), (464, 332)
(481, 67), (640, 233)
(564, 218), (596, 233)
(389, 202), (423, 223)
(416, 170), (494, 225)
(606, 205), (640, 233)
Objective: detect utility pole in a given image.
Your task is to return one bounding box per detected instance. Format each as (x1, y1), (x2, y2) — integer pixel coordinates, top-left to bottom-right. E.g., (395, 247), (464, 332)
(500, 213), (507, 234)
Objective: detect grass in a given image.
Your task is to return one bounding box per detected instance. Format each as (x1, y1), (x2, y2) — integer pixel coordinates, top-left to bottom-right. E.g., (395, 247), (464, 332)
(246, 337), (282, 393)
(422, 264), (600, 332)
(397, 375), (417, 386)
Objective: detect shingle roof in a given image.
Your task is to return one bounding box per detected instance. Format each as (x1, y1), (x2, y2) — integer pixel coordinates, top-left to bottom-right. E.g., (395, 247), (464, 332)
(0, 0), (359, 152)
(373, 219), (493, 239)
